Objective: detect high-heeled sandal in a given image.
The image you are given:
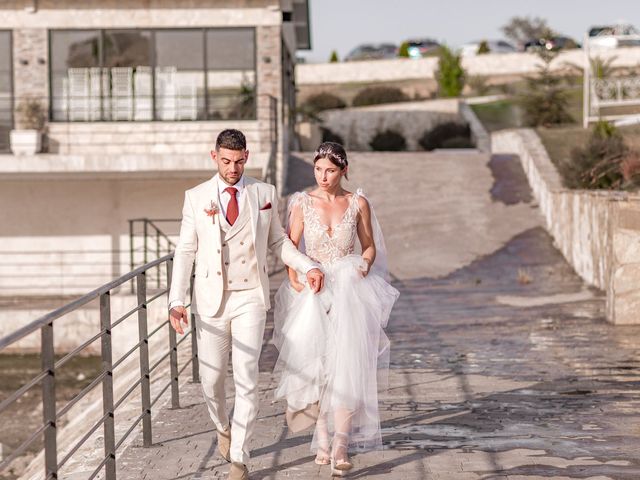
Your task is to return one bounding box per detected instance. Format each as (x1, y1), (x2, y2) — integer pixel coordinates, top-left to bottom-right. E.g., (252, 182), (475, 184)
(330, 433), (353, 476)
(314, 416), (331, 465)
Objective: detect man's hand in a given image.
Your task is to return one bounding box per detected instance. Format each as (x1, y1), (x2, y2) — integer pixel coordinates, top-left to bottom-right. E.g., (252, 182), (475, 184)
(305, 268), (324, 293)
(169, 306), (189, 335)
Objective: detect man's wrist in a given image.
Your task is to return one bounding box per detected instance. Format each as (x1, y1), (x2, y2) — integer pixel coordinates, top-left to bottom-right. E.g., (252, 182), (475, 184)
(169, 301), (185, 311)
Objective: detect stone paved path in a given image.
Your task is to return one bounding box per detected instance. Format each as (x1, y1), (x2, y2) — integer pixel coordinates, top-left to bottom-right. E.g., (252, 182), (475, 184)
(117, 152), (640, 479)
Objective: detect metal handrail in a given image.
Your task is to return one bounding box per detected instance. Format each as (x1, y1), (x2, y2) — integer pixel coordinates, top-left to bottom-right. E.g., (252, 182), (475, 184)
(0, 253), (200, 480)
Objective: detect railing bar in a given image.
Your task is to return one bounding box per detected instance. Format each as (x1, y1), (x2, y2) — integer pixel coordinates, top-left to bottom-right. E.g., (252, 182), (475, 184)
(56, 412), (110, 470)
(110, 303), (144, 330)
(54, 330), (106, 369)
(114, 411), (147, 451)
(178, 357), (193, 376)
(0, 422), (48, 472)
(56, 372), (108, 419)
(0, 370), (48, 414)
(112, 339), (145, 370)
(113, 377), (144, 411)
(149, 378), (173, 409)
(0, 254), (174, 349)
(149, 349), (172, 374)
(148, 319), (171, 339)
(86, 452), (112, 480)
(146, 289), (169, 304)
(176, 330), (192, 346)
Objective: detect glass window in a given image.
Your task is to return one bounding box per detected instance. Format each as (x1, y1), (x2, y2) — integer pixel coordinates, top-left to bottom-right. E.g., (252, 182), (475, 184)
(0, 31), (11, 151)
(155, 30), (205, 120)
(49, 28), (256, 122)
(206, 28), (256, 120)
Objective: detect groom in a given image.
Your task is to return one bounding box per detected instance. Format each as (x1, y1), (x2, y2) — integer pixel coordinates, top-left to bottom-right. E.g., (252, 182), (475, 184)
(168, 129), (323, 480)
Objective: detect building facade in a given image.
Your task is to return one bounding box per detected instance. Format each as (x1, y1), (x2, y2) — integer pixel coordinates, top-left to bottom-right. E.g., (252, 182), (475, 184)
(0, 0), (310, 296)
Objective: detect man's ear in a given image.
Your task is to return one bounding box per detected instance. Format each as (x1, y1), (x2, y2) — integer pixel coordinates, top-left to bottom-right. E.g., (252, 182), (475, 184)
(210, 150), (217, 162)
(244, 149), (250, 162)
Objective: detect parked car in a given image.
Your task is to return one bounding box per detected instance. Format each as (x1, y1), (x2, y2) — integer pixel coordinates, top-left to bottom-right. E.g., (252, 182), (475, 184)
(524, 36), (580, 52)
(404, 38), (441, 58)
(588, 24), (640, 49)
(460, 39), (516, 56)
(344, 43), (398, 61)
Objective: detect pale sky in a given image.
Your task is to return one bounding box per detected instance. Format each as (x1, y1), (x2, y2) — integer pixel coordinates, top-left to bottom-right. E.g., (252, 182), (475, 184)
(298, 0), (640, 62)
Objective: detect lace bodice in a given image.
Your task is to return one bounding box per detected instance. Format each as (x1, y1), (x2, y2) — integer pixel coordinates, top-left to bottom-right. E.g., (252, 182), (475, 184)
(291, 190), (362, 265)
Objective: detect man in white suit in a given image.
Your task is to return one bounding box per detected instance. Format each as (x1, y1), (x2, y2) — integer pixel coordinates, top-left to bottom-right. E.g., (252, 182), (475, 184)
(168, 129), (323, 480)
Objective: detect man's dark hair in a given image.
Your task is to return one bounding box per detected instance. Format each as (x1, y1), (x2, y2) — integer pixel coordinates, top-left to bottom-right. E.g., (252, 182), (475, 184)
(216, 129), (246, 151)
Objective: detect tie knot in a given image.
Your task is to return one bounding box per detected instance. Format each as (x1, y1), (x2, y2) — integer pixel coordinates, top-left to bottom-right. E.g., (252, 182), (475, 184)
(225, 187), (238, 197)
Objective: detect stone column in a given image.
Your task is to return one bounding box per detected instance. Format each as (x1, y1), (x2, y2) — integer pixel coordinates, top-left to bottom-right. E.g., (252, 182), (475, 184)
(12, 28), (49, 120)
(256, 25), (284, 191)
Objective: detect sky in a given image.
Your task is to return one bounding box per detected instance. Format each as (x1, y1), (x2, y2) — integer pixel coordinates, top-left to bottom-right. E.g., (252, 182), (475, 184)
(298, 0), (640, 63)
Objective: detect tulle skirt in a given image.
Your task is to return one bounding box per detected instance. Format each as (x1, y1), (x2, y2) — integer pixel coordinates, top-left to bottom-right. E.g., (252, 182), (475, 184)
(273, 255), (399, 452)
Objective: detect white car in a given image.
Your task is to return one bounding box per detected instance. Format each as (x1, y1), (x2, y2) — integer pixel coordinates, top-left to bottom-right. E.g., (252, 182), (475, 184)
(588, 24), (640, 49)
(460, 40), (516, 56)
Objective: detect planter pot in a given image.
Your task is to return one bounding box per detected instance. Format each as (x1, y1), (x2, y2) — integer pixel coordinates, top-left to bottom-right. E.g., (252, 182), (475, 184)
(10, 129), (42, 155)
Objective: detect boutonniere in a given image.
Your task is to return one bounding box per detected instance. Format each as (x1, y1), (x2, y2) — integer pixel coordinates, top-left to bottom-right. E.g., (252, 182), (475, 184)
(203, 200), (219, 224)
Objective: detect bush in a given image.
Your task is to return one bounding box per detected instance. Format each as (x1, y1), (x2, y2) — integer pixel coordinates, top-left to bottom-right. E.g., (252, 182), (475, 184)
(477, 40), (491, 54)
(436, 45), (466, 98)
(398, 41), (410, 58)
(419, 122), (472, 151)
(561, 121), (638, 189)
(301, 92), (346, 115)
(321, 127), (344, 145)
(329, 50), (339, 63)
(519, 51), (573, 126)
(369, 130), (406, 151)
(352, 86), (408, 107)
(15, 97), (46, 130)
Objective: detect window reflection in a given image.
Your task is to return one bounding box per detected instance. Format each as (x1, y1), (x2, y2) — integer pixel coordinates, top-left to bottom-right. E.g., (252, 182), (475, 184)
(49, 28), (256, 122)
(0, 31), (11, 151)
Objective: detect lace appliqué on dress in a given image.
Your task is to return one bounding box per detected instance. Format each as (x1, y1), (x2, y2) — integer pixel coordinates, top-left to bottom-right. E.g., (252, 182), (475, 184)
(299, 190), (362, 265)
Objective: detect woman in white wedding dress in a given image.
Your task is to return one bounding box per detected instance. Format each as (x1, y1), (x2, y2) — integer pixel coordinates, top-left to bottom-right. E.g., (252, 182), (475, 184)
(273, 142), (399, 476)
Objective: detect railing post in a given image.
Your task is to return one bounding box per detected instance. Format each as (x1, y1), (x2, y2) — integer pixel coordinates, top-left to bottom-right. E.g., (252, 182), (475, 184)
(136, 272), (153, 448)
(100, 292), (116, 480)
(129, 220), (135, 294)
(143, 220), (148, 267)
(166, 259), (179, 408)
(189, 271), (200, 383)
(41, 322), (58, 479)
(156, 227), (161, 288)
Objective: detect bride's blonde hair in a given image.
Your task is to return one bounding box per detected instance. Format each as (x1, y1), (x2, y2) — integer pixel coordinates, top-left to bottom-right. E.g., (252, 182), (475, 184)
(313, 141), (348, 179)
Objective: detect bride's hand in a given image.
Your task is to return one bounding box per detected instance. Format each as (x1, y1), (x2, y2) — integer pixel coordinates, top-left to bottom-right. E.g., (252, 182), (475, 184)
(290, 279), (305, 292)
(359, 257), (372, 277)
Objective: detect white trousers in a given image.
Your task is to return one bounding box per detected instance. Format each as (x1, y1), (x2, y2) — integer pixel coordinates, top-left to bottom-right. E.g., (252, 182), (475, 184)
(195, 287), (266, 464)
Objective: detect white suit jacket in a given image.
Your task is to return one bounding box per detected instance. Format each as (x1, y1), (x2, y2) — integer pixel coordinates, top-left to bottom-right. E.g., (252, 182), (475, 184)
(168, 175), (315, 316)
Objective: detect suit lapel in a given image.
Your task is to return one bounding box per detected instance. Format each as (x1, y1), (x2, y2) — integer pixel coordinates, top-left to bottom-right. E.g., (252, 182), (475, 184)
(206, 174), (222, 241)
(245, 180), (259, 241)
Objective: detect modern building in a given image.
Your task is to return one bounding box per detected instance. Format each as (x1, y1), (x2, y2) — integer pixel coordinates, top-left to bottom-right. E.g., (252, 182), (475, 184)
(0, 0), (311, 296)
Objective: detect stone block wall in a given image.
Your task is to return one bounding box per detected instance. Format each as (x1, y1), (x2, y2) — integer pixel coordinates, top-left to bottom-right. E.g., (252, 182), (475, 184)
(492, 128), (640, 325)
(12, 28), (48, 121)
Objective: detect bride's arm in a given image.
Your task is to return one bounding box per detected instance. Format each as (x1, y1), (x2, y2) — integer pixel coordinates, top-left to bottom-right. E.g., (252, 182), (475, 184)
(356, 197), (376, 276)
(287, 202), (306, 292)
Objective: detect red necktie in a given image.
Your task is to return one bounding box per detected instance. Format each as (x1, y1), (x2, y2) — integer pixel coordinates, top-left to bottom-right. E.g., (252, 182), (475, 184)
(225, 187), (239, 225)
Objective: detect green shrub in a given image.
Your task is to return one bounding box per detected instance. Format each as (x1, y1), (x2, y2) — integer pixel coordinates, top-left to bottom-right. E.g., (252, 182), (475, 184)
(436, 45), (466, 98)
(477, 40), (491, 55)
(518, 51), (573, 126)
(419, 122), (472, 151)
(398, 42), (410, 58)
(301, 92), (346, 116)
(369, 130), (407, 151)
(352, 86), (408, 107)
(321, 127), (344, 145)
(562, 121), (635, 189)
(329, 50), (339, 63)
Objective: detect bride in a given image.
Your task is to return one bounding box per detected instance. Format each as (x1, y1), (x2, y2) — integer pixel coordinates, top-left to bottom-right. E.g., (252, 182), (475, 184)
(272, 141), (399, 476)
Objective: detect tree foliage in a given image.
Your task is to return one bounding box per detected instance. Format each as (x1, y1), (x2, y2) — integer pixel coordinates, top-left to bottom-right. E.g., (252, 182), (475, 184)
(502, 16), (554, 47)
(436, 45), (466, 98)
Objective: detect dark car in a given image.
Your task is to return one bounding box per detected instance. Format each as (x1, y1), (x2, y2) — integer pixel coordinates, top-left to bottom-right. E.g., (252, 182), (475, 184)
(524, 36), (580, 52)
(344, 43), (398, 61)
(405, 38), (441, 58)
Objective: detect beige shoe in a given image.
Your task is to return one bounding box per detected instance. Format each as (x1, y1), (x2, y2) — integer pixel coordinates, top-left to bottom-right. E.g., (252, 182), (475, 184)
(228, 462), (249, 480)
(217, 427), (231, 462)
